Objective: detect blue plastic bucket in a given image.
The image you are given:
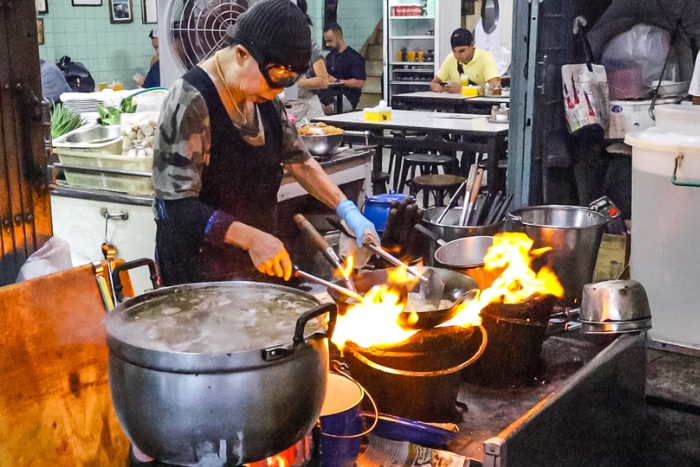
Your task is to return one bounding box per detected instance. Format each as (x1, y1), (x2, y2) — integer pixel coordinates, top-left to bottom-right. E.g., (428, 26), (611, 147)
(362, 193), (411, 231)
(319, 373), (364, 467)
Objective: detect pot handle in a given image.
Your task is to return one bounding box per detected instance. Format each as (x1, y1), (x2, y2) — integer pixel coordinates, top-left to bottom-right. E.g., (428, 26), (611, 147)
(347, 325), (489, 377)
(320, 360), (380, 439)
(293, 303), (338, 346)
(672, 154), (700, 187)
(413, 224), (446, 246)
(111, 258), (162, 303)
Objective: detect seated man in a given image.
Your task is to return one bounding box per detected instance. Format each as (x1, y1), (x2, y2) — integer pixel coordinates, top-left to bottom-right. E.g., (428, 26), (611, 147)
(430, 28), (500, 94)
(317, 23), (365, 113)
(40, 59), (71, 103)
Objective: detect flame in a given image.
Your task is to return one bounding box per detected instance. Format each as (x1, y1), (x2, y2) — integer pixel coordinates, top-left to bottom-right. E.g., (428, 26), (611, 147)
(330, 232), (564, 350)
(439, 232), (564, 327)
(340, 255), (355, 279)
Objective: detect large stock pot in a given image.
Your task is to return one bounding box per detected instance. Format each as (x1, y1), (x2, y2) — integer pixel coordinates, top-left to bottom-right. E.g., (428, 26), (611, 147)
(103, 281), (337, 467)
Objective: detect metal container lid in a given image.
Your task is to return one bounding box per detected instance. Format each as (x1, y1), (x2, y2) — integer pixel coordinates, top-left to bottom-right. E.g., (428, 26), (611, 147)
(104, 282), (327, 372)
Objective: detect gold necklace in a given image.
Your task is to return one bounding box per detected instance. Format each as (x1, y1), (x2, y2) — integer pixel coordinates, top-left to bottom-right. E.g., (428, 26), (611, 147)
(214, 51), (247, 124)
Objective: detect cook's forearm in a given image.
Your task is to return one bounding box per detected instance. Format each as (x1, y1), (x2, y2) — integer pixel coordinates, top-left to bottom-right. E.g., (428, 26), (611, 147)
(284, 158), (347, 209)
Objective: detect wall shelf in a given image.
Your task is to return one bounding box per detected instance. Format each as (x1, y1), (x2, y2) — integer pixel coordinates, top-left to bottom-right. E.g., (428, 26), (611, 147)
(390, 35), (435, 39)
(389, 16), (434, 19)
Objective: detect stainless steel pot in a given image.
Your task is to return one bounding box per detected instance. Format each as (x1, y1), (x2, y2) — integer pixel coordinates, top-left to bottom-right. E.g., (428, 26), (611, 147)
(104, 281), (337, 467)
(421, 207), (503, 265)
(507, 205), (607, 307)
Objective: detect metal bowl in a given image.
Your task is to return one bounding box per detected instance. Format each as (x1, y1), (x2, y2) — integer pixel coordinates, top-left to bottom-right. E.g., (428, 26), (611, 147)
(300, 133), (344, 159)
(651, 80), (690, 97)
(579, 280), (652, 334)
(64, 124), (121, 145)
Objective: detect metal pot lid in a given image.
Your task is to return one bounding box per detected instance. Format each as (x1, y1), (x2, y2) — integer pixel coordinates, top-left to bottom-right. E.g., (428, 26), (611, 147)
(103, 282), (324, 355)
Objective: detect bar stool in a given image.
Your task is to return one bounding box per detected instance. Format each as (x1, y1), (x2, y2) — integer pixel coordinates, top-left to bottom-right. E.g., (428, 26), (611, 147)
(398, 154), (455, 194)
(388, 130), (427, 191)
(372, 171), (391, 195)
(409, 174), (467, 209)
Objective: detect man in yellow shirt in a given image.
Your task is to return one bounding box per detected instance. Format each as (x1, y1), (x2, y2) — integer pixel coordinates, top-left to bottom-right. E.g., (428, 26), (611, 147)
(430, 28), (500, 93)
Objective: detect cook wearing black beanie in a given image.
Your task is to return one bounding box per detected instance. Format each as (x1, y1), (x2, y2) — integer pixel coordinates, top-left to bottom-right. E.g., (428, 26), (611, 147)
(149, 0), (379, 293)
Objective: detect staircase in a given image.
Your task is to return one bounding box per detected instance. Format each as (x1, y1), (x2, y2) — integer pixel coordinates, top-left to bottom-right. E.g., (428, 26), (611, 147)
(358, 20), (383, 109)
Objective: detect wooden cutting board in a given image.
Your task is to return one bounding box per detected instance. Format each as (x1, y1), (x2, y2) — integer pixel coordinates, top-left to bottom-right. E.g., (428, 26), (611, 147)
(0, 262), (130, 466)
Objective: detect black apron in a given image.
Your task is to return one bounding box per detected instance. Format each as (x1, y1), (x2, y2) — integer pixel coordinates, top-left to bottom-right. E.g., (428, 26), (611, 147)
(155, 66), (285, 286)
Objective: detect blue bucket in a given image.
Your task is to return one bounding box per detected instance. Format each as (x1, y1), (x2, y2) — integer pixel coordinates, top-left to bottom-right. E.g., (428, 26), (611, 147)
(362, 193), (411, 231)
(319, 373), (369, 467)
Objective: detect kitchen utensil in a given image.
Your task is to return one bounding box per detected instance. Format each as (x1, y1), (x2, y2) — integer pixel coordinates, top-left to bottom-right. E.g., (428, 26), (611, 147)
(490, 192), (513, 225)
(300, 133), (344, 159)
(461, 168), (484, 226)
(64, 124), (121, 145)
(361, 411), (459, 448)
(507, 205), (607, 306)
(294, 213), (355, 292)
(578, 280), (652, 334)
(294, 266), (365, 303)
(436, 180), (468, 224)
(415, 224), (497, 290)
(471, 192), (490, 226)
(328, 266), (478, 331)
(104, 279), (337, 466)
(483, 190), (503, 226)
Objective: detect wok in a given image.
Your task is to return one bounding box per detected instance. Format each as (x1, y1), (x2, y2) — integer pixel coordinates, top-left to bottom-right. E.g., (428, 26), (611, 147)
(328, 266), (477, 330)
(415, 224), (498, 290)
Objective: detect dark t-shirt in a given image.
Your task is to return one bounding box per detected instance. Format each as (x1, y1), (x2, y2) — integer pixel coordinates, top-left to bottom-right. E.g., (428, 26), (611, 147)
(324, 47), (366, 109)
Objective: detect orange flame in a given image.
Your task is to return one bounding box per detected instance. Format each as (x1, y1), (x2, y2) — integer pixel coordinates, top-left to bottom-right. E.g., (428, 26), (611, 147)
(330, 232), (564, 349)
(340, 255), (355, 279)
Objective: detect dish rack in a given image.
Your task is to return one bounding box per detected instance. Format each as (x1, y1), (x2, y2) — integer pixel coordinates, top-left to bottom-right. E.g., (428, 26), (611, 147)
(52, 124), (154, 195)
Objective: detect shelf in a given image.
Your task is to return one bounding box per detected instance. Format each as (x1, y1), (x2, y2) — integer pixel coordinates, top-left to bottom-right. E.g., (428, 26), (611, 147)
(390, 81), (431, 85)
(390, 61), (434, 65)
(390, 35), (434, 39)
(393, 69), (434, 73)
(389, 15), (434, 19)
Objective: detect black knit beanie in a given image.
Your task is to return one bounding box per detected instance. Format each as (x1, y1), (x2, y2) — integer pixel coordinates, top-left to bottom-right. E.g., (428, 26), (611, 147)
(227, 0), (311, 73)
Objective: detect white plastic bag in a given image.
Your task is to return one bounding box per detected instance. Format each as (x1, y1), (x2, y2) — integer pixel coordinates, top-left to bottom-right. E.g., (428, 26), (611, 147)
(15, 236), (73, 282)
(561, 63), (610, 133)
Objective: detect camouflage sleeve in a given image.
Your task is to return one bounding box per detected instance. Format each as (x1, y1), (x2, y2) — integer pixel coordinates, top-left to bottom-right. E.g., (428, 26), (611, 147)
(274, 97), (312, 164)
(153, 80), (234, 247)
(152, 78), (211, 200)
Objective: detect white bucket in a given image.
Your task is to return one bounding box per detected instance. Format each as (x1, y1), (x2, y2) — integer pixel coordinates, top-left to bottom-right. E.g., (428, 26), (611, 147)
(625, 128), (700, 349)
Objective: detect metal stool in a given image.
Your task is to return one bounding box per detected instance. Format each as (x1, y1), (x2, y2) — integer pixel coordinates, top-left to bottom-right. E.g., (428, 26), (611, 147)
(388, 130), (427, 191)
(409, 174), (467, 209)
(372, 171), (391, 195)
(398, 154), (455, 194)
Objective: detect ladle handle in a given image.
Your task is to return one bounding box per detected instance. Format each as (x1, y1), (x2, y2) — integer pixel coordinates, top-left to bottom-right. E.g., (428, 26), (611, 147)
(294, 267), (364, 302)
(413, 224), (447, 246)
(294, 214), (342, 267)
(436, 180), (467, 224)
(364, 243), (426, 284)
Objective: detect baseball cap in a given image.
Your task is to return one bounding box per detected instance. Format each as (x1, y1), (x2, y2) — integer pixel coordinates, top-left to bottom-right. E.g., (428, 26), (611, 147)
(450, 28), (474, 48)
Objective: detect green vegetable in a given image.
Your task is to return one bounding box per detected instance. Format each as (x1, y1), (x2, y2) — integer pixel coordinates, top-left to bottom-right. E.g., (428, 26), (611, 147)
(96, 104), (121, 125)
(120, 96), (138, 114)
(51, 104), (86, 139)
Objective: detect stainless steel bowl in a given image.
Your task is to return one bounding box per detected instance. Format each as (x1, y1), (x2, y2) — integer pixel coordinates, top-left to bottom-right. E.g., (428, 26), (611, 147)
(64, 124), (121, 145)
(300, 133), (344, 158)
(579, 280), (652, 334)
(651, 80), (690, 97)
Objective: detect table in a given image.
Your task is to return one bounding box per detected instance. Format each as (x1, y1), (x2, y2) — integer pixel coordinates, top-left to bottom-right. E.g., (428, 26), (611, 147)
(312, 110), (509, 195)
(393, 91), (510, 114)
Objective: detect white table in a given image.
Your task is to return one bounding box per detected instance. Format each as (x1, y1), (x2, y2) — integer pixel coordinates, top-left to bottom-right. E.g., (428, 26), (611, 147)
(392, 91), (510, 114)
(313, 110), (509, 194)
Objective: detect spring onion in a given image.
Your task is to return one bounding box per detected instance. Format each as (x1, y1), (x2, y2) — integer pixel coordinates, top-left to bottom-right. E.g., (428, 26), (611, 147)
(51, 104), (86, 139)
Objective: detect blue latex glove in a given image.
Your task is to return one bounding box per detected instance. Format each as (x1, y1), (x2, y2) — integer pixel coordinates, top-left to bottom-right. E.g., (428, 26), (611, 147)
(336, 199), (380, 248)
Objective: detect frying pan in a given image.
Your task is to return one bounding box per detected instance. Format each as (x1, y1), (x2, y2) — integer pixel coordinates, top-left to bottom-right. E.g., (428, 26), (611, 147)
(414, 225), (498, 290)
(328, 266), (478, 330)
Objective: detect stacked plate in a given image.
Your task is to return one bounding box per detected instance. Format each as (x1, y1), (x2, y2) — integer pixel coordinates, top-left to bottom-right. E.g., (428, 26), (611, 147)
(60, 90), (132, 114)
(578, 280), (652, 334)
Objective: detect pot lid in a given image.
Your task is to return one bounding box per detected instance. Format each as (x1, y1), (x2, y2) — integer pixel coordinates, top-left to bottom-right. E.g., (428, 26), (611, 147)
(103, 282), (324, 355)
(625, 127), (700, 152)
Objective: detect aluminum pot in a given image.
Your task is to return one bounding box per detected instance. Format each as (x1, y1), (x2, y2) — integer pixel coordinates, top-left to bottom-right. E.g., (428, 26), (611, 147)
(421, 207), (504, 266)
(506, 205), (607, 307)
(104, 281), (337, 467)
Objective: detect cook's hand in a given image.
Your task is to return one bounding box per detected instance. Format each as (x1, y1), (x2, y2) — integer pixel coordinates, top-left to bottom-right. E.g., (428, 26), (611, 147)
(336, 199), (380, 248)
(446, 82), (461, 94)
(246, 230), (293, 281)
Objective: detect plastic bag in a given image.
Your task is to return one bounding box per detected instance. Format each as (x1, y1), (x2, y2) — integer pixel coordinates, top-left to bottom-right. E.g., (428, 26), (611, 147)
(561, 63), (610, 133)
(16, 236), (73, 282)
(601, 24), (672, 99)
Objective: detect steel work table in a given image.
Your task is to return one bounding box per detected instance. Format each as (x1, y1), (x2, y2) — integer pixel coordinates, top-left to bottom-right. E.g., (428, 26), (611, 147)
(393, 91), (510, 115)
(312, 110), (509, 195)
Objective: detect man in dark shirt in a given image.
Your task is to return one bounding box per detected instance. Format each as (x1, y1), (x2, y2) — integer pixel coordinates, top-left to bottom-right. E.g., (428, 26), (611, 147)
(318, 23), (365, 113)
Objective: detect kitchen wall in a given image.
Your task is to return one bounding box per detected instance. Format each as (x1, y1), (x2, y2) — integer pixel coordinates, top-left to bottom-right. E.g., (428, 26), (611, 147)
(38, 0), (156, 89)
(307, 0), (383, 51)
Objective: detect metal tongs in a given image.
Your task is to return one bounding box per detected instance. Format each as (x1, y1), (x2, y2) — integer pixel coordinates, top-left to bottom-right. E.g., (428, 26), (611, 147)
(327, 217), (445, 306)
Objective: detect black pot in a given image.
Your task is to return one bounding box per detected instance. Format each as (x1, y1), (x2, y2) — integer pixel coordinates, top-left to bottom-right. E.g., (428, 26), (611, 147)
(462, 295), (555, 387)
(342, 326), (479, 423)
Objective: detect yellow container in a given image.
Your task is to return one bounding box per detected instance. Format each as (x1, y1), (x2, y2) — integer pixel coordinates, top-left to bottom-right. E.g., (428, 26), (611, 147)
(364, 108), (392, 121)
(461, 85), (481, 97)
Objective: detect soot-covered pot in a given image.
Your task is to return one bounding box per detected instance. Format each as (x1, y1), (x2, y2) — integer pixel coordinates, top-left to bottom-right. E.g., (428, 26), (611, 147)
(103, 281), (336, 467)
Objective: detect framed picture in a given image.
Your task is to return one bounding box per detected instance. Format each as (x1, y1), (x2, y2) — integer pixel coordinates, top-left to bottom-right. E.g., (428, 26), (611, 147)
(142, 0), (157, 24)
(72, 0), (102, 5)
(109, 0), (133, 23)
(36, 0), (48, 15)
(37, 18), (44, 45)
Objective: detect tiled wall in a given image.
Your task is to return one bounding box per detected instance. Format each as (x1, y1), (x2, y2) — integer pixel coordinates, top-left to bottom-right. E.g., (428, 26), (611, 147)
(38, 1), (156, 89)
(308, 0), (383, 51)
